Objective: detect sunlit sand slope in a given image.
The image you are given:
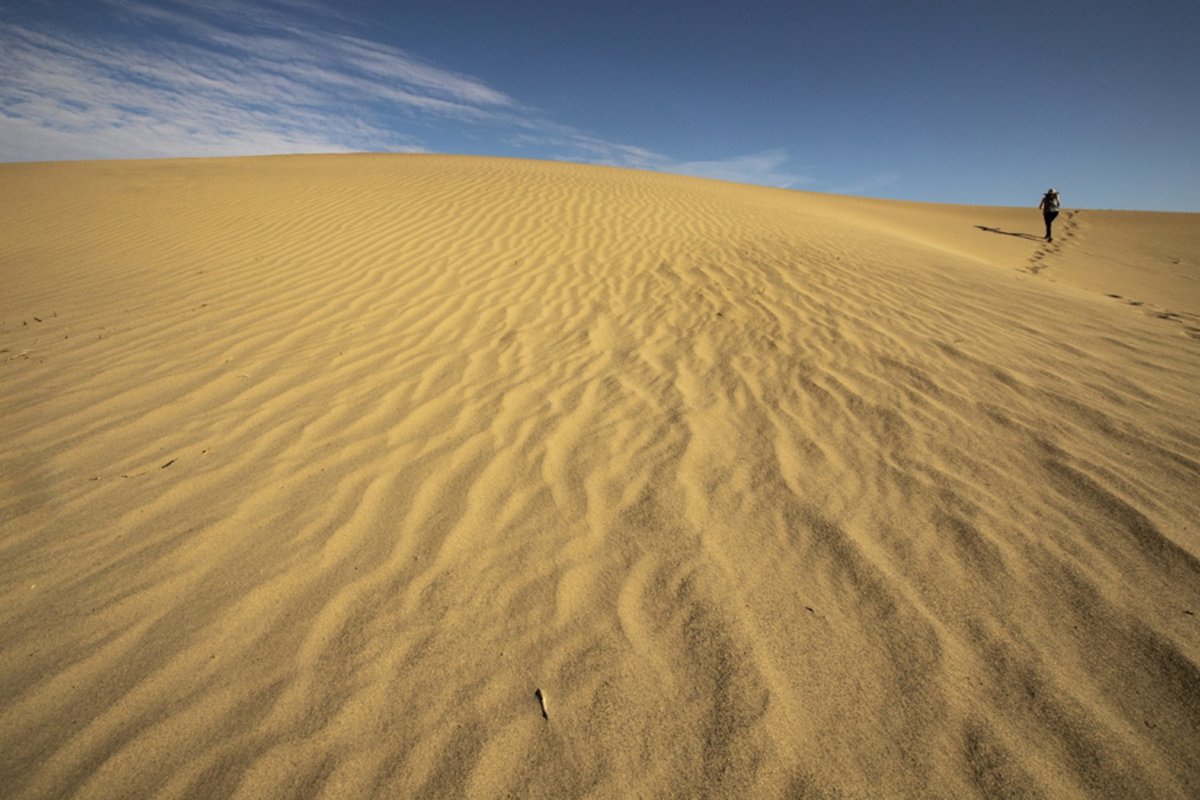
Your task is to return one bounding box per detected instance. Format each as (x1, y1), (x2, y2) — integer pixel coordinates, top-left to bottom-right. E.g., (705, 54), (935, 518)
(1, 155), (1198, 798)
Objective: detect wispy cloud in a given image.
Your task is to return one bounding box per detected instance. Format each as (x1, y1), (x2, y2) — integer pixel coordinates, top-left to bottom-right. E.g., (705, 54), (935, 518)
(0, 0), (829, 194)
(662, 149), (814, 189)
(504, 132), (813, 189)
(0, 0), (513, 160)
(833, 171), (901, 195)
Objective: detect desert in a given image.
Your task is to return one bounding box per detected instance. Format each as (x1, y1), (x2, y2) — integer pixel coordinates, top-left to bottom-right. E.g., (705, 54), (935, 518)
(2, 154), (1198, 798)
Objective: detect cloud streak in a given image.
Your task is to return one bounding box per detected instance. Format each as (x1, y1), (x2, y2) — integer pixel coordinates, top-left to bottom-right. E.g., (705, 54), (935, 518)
(832, 171), (901, 196)
(0, 0), (514, 160)
(664, 149), (814, 189)
(503, 131), (813, 189)
(0, 0), (842, 194)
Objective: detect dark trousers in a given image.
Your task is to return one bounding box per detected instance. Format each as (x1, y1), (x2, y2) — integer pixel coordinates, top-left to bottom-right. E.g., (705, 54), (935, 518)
(1043, 210), (1059, 240)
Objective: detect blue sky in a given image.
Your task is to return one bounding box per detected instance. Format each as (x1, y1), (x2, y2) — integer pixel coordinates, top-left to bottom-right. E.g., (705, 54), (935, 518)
(2, 0), (1198, 210)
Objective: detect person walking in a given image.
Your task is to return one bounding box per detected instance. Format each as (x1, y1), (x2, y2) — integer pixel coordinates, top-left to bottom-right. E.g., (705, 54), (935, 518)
(1039, 188), (1061, 242)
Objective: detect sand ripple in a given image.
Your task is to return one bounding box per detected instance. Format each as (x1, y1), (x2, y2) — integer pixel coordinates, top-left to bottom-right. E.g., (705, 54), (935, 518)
(2, 155), (1198, 798)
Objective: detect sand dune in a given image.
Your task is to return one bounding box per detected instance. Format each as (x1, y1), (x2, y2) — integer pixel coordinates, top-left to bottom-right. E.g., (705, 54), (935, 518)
(1, 154), (1198, 798)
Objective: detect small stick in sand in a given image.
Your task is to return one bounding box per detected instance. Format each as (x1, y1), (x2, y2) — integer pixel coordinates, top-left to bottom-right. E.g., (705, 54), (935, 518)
(534, 688), (548, 720)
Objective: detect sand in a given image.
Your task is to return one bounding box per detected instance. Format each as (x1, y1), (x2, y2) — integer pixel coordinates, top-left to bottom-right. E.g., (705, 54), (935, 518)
(1, 154), (1198, 798)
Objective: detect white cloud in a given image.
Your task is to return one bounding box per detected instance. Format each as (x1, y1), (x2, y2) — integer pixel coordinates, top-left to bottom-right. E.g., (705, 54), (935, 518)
(833, 171), (901, 195)
(0, 1), (823, 194)
(0, 2), (509, 161)
(664, 149), (814, 188)
(500, 130), (811, 189)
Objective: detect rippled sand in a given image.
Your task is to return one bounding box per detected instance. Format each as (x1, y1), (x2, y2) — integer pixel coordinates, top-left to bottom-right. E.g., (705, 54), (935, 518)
(2, 155), (1198, 798)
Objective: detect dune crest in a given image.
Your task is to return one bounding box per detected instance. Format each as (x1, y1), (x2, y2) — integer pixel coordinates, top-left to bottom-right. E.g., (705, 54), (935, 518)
(2, 155), (1198, 798)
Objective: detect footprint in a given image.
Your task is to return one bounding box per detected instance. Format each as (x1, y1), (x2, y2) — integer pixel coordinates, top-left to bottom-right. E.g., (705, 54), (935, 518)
(1110, 295), (1200, 340)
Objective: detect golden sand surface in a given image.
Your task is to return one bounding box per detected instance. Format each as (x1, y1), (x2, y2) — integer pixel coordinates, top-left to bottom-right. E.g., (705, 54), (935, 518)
(1, 154), (1198, 798)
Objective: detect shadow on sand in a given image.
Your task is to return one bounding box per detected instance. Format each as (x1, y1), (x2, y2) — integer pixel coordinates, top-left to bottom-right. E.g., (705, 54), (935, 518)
(975, 225), (1043, 242)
